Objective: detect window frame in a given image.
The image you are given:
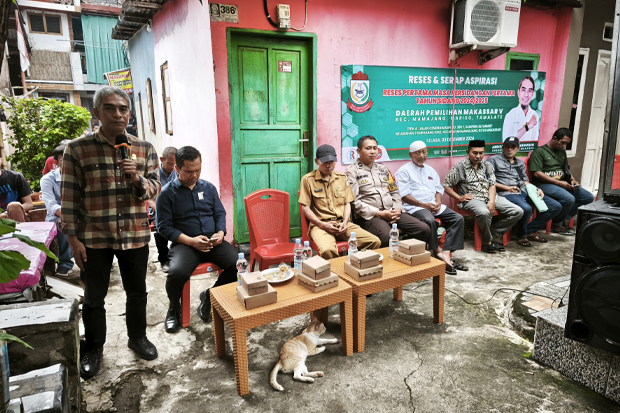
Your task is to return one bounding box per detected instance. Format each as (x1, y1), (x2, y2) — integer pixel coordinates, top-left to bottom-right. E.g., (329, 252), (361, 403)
(137, 92), (145, 139)
(27, 12), (63, 36)
(161, 61), (173, 135)
(145, 78), (156, 134)
(603, 22), (614, 43)
(567, 48), (590, 157)
(505, 52), (540, 71)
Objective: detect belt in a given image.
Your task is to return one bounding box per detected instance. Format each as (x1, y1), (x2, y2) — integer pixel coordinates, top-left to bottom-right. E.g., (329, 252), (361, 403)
(321, 217), (342, 222)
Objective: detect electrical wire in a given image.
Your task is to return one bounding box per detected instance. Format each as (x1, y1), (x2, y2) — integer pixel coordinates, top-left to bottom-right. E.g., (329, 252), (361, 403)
(403, 281), (563, 306)
(290, 0), (308, 31)
(263, 0), (278, 28)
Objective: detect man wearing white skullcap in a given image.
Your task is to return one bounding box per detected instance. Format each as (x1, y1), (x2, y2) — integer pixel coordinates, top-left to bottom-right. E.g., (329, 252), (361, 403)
(395, 141), (467, 274)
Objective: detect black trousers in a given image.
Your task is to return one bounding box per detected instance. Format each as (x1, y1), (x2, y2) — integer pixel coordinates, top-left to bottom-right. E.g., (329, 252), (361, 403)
(166, 241), (239, 309)
(154, 232), (169, 264)
(354, 213), (431, 248)
(81, 245), (149, 351)
(411, 207), (465, 252)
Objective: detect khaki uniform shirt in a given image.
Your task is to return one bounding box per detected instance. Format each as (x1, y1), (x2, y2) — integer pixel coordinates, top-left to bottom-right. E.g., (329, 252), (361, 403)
(299, 169), (354, 225)
(345, 161), (402, 220)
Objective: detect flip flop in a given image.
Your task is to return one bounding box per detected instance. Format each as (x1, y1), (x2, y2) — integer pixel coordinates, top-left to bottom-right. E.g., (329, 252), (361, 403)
(517, 238), (532, 247)
(453, 262), (469, 271)
(445, 267), (457, 275)
(527, 234), (548, 243)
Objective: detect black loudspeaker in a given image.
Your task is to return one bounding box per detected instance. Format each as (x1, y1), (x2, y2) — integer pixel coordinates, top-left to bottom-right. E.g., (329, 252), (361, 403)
(564, 199), (620, 355)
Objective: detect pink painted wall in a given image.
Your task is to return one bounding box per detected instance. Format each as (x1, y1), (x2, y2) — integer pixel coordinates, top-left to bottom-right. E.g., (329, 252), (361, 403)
(207, 0), (572, 242)
(152, 0), (220, 188)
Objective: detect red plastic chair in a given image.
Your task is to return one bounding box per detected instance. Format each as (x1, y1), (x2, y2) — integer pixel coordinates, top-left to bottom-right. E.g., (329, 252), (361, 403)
(298, 191), (349, 256)
(244, 189), (296, 271)
(180, 262), (222, 328)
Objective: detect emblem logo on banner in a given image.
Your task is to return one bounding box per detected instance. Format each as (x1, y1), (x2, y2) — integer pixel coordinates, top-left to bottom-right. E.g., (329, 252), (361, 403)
(348, 72), (373, 113)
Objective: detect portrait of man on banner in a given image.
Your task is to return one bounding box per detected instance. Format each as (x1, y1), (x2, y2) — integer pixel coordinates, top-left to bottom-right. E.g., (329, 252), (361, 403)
(502, 75), (540, 143)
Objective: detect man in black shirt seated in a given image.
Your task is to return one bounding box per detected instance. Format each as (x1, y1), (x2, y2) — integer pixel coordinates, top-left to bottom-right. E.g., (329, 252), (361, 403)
(156, 146), (238, 333)
(0, 158), (33, 222)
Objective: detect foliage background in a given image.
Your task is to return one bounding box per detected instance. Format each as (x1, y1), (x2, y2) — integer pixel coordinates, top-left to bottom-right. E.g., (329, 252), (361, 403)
(2, 97), (91, 191)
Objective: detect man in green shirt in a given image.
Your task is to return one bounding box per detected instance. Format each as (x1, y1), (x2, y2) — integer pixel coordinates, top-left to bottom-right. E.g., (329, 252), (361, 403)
(529, 128), (594, 235)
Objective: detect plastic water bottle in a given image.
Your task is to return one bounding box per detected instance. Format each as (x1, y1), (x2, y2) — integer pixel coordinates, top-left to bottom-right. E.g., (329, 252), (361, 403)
(236, 253), (248, 286)
(348, 232), (358, 262)
(293, 239), (304, 274)
(302, 241), (312, 261)
(389, 224), (399, 257)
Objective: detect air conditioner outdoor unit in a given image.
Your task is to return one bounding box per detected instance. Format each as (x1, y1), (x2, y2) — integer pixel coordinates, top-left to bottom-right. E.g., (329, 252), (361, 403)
(450, 0), (521, 50)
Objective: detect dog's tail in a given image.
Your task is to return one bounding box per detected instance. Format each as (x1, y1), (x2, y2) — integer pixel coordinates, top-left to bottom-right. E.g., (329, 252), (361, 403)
(270, 360), (284, 391)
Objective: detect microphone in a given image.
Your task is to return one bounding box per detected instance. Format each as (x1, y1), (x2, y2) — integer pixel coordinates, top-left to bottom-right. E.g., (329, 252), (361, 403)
(114, 134), (132, 179)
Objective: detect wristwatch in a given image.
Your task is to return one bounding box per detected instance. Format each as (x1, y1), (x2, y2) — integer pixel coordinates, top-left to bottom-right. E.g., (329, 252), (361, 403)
(524, 123), (529, 132)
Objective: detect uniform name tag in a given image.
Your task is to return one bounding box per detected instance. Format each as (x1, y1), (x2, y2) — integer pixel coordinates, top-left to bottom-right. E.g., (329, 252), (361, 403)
(314, 188), (323, 192)
(198, 192), (204, 200)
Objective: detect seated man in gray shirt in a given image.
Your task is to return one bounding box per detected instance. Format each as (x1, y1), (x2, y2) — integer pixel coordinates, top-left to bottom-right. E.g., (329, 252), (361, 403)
(487, 137), (562, 246)
(443, 140), (523, 253)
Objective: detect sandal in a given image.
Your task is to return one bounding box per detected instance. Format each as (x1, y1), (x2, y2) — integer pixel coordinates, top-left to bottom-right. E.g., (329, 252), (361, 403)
(445, 266), (457, 275)
(492, 243), (506, 252)
(527, 233), (548, 243)
(453, 262), (469, 271)
(517, 238), (532, 247)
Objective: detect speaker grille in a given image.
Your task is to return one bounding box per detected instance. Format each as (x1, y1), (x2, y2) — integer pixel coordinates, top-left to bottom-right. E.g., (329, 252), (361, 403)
(470, 0), (501, 42)
(575, 266), (620, 347)
(578, 216), (620, 263)
(453, 0), (468, 44)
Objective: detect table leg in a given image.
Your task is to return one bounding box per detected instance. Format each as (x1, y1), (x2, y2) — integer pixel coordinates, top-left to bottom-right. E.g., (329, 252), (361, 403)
(231, 326), (250, 396)
(433, 272), (445, 324)
(339, 298), (353, 356)
(352, 294), (367, 353)
(314, 307), (328, 324)
(212, 304), (226, 358)
(393, 286), (403, 301)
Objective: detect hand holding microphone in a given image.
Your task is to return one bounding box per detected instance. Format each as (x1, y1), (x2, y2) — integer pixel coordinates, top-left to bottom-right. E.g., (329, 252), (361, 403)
(115, 134), (139, 184)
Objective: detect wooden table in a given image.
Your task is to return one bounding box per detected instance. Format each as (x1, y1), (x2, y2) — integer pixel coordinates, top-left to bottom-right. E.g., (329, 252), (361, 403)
(330, 247), (445, 353)
(210, 277), (353, 396)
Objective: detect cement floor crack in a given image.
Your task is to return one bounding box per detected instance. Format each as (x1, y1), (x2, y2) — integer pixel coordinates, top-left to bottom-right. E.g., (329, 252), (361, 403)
(389, 321), (423, 412)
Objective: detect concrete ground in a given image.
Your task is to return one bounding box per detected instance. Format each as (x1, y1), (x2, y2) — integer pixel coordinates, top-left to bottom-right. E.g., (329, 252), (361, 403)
(78, 228), (620, 413)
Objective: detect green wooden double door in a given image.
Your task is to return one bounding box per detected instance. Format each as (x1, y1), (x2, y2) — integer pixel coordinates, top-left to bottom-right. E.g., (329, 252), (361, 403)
(229, 33), (314, 243)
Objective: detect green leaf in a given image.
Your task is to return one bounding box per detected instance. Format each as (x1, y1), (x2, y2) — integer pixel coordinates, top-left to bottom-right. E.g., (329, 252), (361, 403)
(0, 222), (18, 236)
(0, 219), (18, 228)
(12, 234), (58, 262)
(0, 332), (33, 349)
(0, 251), (31, 283)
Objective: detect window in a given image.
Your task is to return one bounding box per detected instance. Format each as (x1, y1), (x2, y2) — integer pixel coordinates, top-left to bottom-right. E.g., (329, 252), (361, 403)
(137, 92), (145, 139)
(145, 79), (156, 133)
(603, 22), (614, 43)
(567, 48), (590, 156)
(37, 92), (69, 102)
(505, 52), (540, 71)
(27, 13), (62, 35)
(161, 62), (173, 135)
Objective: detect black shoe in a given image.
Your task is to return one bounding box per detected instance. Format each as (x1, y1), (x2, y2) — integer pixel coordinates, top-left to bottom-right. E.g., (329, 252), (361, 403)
(128, 337), (158, 360)
(80, 346), (103, 379)
(165, 308), (180, 333)
(492, 243), (506, 252)
(481, 244), (497, 253)
(197, 289), (211, 322)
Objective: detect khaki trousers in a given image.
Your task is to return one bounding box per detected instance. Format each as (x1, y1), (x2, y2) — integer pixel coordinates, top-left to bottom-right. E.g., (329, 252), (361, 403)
(310, 222), (381, 259)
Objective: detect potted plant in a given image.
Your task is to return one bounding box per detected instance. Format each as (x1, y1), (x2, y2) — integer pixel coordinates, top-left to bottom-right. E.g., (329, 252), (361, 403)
(1, 332), (32, 412)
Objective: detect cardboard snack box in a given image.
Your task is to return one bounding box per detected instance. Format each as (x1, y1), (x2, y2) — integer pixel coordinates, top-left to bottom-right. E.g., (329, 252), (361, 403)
(398, 239), (426, 255)
(236, 284), (277, 310)
(241, 272), (268, 296)
(297, 272), (339, 293)
(393, 250), (431, 266)
(302, 256), (331, 280)
(350, 250), (381, 269)
(343, 261), (383, 282)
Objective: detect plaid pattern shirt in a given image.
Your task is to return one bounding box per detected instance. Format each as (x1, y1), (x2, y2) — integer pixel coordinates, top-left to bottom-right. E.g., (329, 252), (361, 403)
(442, 158), (496, 209)
(60, 132), (161, 250)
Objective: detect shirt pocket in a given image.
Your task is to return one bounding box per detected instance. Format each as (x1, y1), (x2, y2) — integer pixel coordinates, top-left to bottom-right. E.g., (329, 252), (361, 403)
(333, 188), (346, 206)
(83, 163), (115, 191)
(312, 190), (329, 209)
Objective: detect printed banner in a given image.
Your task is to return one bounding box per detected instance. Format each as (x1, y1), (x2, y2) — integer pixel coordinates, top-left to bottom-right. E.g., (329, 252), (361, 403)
(105, 68), (133, 93)
(341, 65), (545, 164)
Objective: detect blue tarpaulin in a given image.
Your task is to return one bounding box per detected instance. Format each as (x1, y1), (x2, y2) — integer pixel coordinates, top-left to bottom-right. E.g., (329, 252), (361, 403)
(81, 15), (127, 85)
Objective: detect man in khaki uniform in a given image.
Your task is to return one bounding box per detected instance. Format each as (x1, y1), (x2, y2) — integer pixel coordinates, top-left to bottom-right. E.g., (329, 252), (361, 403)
(299, 144), (381, 259)
(346, 136), (430, 247)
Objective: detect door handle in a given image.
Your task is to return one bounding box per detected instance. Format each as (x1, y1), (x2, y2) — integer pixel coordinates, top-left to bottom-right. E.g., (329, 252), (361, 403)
(299, 131), (309, 157)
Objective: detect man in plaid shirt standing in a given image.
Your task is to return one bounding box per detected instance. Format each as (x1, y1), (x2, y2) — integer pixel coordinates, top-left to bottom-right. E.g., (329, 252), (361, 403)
(61, 87), (161, 379)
